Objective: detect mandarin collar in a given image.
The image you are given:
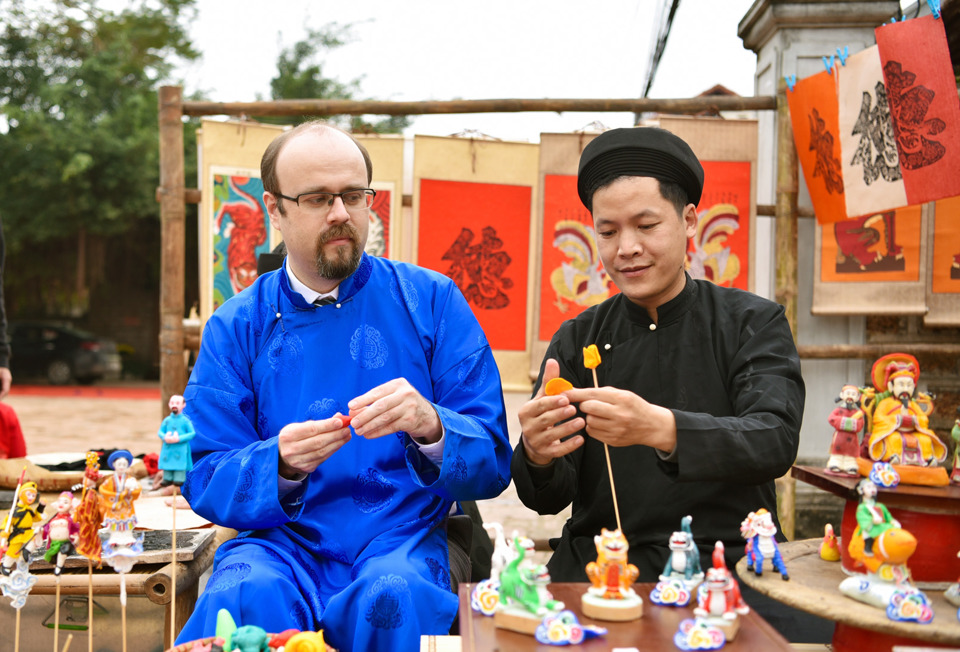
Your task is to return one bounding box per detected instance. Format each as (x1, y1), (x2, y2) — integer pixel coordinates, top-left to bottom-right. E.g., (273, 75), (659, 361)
(278, 253), (374, 310)
(620, 273), (698, 327)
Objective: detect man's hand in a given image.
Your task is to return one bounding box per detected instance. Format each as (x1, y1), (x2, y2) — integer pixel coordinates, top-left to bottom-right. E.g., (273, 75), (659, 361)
(0, 367), (12, 401)
(518, 359), (585, 466)
(561, 385), (677, 453)
(348, 378), (442, 444)
(277, 415), (352, 479)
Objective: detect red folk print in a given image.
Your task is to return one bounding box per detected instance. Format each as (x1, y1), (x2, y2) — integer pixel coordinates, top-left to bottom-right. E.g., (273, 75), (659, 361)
(441, 226), (514, 309)
(833, 211), (904, 273)
(882, 60), (946, 171)
(809, 107), (844, 195)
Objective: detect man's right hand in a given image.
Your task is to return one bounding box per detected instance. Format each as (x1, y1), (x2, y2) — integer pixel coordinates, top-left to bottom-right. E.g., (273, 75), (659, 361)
(277, 414), (352, 479)
(518, 359), (585, 466)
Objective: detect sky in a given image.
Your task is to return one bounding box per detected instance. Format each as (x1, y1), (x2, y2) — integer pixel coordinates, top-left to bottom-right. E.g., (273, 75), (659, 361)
(174, 0), (761, 141)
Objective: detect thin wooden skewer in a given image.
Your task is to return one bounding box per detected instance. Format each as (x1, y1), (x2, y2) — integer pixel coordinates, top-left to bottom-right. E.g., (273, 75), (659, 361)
(54, 578), (61, 652)
(590, 365), (623, 533)
(170, 486), (178, 647)
(87, 561), (94, 652)
(61, 633), (74, 652)
(16, 606), (22, 652)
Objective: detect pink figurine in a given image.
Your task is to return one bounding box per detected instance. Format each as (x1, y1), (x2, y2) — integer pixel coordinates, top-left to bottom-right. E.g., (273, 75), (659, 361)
(826, 385), (865, 476)
(41, 491), (80, 576)
(950, 412), (960, 485)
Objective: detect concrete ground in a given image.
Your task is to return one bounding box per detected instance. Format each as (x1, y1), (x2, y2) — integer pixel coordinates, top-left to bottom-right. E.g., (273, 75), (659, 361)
(6, 385), (569, 561)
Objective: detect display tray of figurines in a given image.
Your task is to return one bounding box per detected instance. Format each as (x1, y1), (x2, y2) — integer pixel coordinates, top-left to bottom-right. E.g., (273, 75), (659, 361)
(166, 609), (334, 652)
(467, 516), (791, 650)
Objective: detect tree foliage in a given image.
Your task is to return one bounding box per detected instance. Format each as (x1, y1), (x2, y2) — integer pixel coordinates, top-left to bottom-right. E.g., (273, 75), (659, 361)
(262, 22), (410, 134)
(0, 0), (199, 251)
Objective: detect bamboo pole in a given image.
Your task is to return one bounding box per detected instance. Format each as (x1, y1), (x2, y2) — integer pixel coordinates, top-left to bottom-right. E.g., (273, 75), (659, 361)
(774, 81), (799, 542)
(158, 86), (187, 413)
(181, 95), (777, 118)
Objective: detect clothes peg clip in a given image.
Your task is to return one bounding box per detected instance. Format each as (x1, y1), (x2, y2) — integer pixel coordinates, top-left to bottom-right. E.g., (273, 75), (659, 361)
(822, 55), (836, 74)
(926, 0), (941, 19)
(785, 75), (797, 92)
(835, 47), (849, 66)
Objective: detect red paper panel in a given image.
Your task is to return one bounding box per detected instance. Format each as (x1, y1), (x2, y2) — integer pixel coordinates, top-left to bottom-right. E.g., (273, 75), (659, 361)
(686, 161), (751, 290)
(417, 179), (530, 351)
(932, 195), (960, 294)
(876, 15), (960, 206)
(538, 174), (616, 341)
(788, 70), (849, 223)
(820, 205), (922, 283)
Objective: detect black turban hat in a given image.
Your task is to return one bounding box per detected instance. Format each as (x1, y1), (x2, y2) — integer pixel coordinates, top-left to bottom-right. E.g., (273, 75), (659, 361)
(577, 127), (704, 211)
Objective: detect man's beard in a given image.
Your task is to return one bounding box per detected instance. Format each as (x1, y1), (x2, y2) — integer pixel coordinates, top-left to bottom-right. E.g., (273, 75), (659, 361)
(315, 223), (362, 279)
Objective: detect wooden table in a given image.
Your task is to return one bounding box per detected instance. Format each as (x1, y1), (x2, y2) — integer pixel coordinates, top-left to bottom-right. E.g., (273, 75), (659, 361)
(457, 582), (794, 651)
(736, 539), (960, 652)
(792, 465), (960, 583)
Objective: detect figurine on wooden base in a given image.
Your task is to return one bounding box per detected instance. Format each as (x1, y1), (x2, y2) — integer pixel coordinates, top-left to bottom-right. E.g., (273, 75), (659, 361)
(581, 527), (643, 621)
(471, 523), (533, 616)
(740, 508), (789, 580)
(651, 515), (703, 606)
(826, 385), (865, 476)
(494, 534), (564, 634)
(693, 541), (748, 642)
(838, 478), (934, 623)
(859, 353), (949, 486)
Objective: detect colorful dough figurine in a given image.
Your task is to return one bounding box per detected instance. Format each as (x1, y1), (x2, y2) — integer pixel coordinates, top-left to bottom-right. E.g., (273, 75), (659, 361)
(495, 535), (565, 634)
(951, 409), (960, 485)
(157, 394), (196, 487)
(651, 515), (703, 606)
(838, 478), (933, 623)
(945, 551), (960, 608)
(693, 541), (749, 641)
(74, 451), (104, 563)
(826, 384), (865, 476)
(98, 449), (144, 573)
(41, 491), (80, 576)
(581, 528), (643, 621)
(819, 523), (841, 562)
(740, 508), (789, 580)
(471, 523), (533, 616)
(861, 353), (948, 485)
(1, 480), (43, 576)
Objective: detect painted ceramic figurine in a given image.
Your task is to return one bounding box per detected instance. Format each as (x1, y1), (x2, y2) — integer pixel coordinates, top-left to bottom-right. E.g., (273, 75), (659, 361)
(693, 541), (749, 641)
(581, 528), (643, 621)
(1, 480), (43, 576)
(826, 384), (865, 476)
(839, 478), (933, 623)
(740, 508), (789, 580)
(98, 449), (144, 573)
(74, 450), (104, 563)
(862, 354), (947, 483)
(157, 394), (196, 487)
(41, 490), (80, 576)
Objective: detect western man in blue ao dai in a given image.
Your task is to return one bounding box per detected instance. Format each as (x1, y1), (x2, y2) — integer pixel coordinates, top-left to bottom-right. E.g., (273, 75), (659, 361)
(176, 122), (511, 652)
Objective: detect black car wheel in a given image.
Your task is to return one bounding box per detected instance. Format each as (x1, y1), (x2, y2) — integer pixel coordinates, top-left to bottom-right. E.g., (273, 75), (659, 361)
(46, 359), (73, 385)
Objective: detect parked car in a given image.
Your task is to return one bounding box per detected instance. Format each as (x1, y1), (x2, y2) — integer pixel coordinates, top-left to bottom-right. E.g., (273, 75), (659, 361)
(7, 321), (123, 385)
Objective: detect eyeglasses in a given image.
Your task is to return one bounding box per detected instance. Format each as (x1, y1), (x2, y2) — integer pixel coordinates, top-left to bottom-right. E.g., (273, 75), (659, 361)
(276, 188), (376, 213)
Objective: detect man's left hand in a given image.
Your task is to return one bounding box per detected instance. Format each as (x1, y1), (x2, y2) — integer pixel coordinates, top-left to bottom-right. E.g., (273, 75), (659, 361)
(348, 378), (442, 444)
(561, 386), (677, 454)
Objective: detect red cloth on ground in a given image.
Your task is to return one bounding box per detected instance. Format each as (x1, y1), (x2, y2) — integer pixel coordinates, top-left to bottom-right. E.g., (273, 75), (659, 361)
(0, 401), (26, 458)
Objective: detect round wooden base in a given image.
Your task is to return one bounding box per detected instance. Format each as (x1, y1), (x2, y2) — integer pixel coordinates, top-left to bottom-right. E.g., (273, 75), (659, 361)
(581, 590), (643, 621)
(699, 614), (742, 641)
(493, 605), (545, 635)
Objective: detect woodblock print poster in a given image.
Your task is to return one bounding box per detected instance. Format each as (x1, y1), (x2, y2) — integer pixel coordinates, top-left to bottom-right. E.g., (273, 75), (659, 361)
(689, 161), (751, 290)
(813, 204), (926, 314)
(875, 15), (960, 206)
(210, 168), (271, 312)
(417, 179), (531, 352)
(658, 116), (757, 292)
(198, 119), (285, 322)
(925, 196), (960, 326)
(413, 135), (538, 391)
(787, 69), (850, 223)
(539, 173), (615, 342)
(356, 135), (405, 260)
(838, 45), (909, 217)
(366, 183), (393, 258)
